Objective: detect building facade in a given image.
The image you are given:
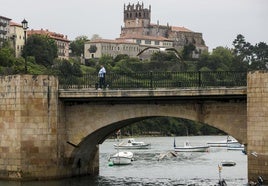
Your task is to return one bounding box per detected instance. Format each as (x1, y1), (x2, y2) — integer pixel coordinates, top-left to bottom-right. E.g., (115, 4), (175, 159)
(84, 35), (173, 60)
(0, 16), (11, 47)
(121, 2), (208, 57)
(9, 22), (25, 57)
(27, 29), (70, 60)
(85, 2), (208, 60)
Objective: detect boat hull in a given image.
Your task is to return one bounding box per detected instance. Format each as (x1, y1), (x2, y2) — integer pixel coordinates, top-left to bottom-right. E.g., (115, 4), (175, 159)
(109, 157), (132, 165)
(108, 151), (133, 165)
(114, 138), (151, 149)
(114, 144), (151, 149)
(207, 141), (239, 147)
(227, 143), (244, 151)
(221, 161), (236, 167)
(174, 146), (209, 152)
(207, 136), (238, 147)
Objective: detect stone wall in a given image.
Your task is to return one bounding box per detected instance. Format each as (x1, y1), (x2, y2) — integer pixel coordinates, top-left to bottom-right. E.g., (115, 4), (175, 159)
(247, 71), (268, 184)
(0, 75), (61, 180)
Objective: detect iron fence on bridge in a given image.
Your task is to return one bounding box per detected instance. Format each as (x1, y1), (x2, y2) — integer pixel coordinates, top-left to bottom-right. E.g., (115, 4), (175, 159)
(58, 71), (247, 89)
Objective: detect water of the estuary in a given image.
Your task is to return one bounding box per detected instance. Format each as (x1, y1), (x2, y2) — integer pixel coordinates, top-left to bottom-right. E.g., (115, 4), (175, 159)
(0, 136), (249, 186)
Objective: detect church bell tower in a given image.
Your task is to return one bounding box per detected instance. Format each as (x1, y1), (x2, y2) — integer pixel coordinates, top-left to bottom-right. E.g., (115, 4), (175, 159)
(123, 2), (151, 28)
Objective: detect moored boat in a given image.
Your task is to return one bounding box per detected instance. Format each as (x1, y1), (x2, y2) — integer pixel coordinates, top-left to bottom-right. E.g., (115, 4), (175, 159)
(221, 160), (236, 167)
(113, 138), (151, 149)
(108, 151), (134, 165)
(174, 141), (210, 152)
(207, 136), (238, 147)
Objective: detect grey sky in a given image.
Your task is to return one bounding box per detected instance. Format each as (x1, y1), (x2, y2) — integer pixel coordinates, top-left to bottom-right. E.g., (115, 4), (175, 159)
(2, 0), (268, 51)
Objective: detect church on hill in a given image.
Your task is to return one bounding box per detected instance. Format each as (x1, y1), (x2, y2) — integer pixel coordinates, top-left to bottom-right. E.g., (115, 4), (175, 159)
(84, 2), (208, 61)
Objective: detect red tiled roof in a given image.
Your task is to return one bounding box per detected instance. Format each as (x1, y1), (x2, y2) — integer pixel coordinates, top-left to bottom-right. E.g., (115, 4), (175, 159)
(10, 21), (22, 27)
(0, 15), (11, 20)
(27, 29), (70, 42)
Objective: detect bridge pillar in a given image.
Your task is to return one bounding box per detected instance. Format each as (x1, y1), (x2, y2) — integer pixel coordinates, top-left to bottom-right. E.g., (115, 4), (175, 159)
(247, 71), (268, 184)
(0, 75), (70, 180)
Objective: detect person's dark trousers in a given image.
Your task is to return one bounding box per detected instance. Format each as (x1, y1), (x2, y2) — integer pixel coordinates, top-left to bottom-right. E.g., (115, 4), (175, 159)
(99, 75), (105, 89)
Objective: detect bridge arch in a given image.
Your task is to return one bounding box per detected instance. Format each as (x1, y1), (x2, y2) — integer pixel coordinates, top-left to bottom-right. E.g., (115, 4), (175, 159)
(63, 100), (246, 175)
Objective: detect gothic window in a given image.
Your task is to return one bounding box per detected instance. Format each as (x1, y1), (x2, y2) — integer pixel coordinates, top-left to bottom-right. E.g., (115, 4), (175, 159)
(139, 12), (141, 17)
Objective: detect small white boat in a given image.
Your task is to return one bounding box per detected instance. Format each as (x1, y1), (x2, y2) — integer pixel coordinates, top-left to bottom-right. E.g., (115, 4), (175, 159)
(113, 138), (151, 149)
(108, 151), (134, 165)
(174, 141), (210, 152)
(207, 136), (238, 147)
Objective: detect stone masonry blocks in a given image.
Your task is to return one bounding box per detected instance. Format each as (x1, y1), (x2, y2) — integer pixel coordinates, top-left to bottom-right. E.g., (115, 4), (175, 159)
(247, 71), (268, 183)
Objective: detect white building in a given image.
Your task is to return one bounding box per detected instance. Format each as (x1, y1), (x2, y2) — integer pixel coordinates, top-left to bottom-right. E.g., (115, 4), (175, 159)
(84, 35), (173, 60)
(9, 22), (25, 57)
(0, 15), (11, 47)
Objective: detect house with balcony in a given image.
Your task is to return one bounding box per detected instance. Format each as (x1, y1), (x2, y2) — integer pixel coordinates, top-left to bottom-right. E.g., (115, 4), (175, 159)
(0, 16), (11, 47)
(27, 29), (70, 60)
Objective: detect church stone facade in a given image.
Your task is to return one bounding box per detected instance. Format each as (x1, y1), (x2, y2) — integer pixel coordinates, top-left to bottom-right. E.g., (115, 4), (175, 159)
(84, 2), (208, 60)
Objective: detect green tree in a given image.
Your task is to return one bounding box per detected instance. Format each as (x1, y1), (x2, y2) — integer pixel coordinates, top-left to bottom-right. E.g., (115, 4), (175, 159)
(0, 46), (15, 67)
(70, 35), (88, 57)
(182, 43), (196, 60)
(249, 42), (268, 70)
(91, 34), (102, 40)
(232, 34), (268, 70)
(197, 47), (235, 71)
(23, 34), (58, 67)
(232, 34), (253, 64)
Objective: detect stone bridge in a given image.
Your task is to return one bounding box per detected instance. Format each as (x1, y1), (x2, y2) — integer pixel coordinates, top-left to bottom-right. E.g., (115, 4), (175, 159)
(0, 72), (267, 184)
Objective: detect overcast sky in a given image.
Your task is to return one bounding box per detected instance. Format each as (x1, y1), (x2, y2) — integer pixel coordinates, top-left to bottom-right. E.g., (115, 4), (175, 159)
(2, 0), (268, 51)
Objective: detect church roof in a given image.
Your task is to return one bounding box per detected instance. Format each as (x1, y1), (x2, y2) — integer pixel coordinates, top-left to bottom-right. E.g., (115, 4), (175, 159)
(89, 39), (136, 44)
(171, 26), (192, 32)
(118, 34), (172, 41)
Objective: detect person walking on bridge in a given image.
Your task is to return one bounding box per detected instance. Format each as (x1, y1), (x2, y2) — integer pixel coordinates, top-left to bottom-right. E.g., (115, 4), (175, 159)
(98, 65), (106, 89)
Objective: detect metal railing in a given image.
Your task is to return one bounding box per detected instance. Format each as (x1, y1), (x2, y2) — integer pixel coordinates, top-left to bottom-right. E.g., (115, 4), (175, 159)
(58, 71), (247, 89)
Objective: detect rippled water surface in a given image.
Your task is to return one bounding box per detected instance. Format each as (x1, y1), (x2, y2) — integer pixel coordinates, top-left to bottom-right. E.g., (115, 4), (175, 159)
(0, 136), (249, 186)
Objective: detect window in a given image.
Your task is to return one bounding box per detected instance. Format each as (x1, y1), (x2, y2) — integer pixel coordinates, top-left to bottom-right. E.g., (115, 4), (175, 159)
(145, 40), (151, 44)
